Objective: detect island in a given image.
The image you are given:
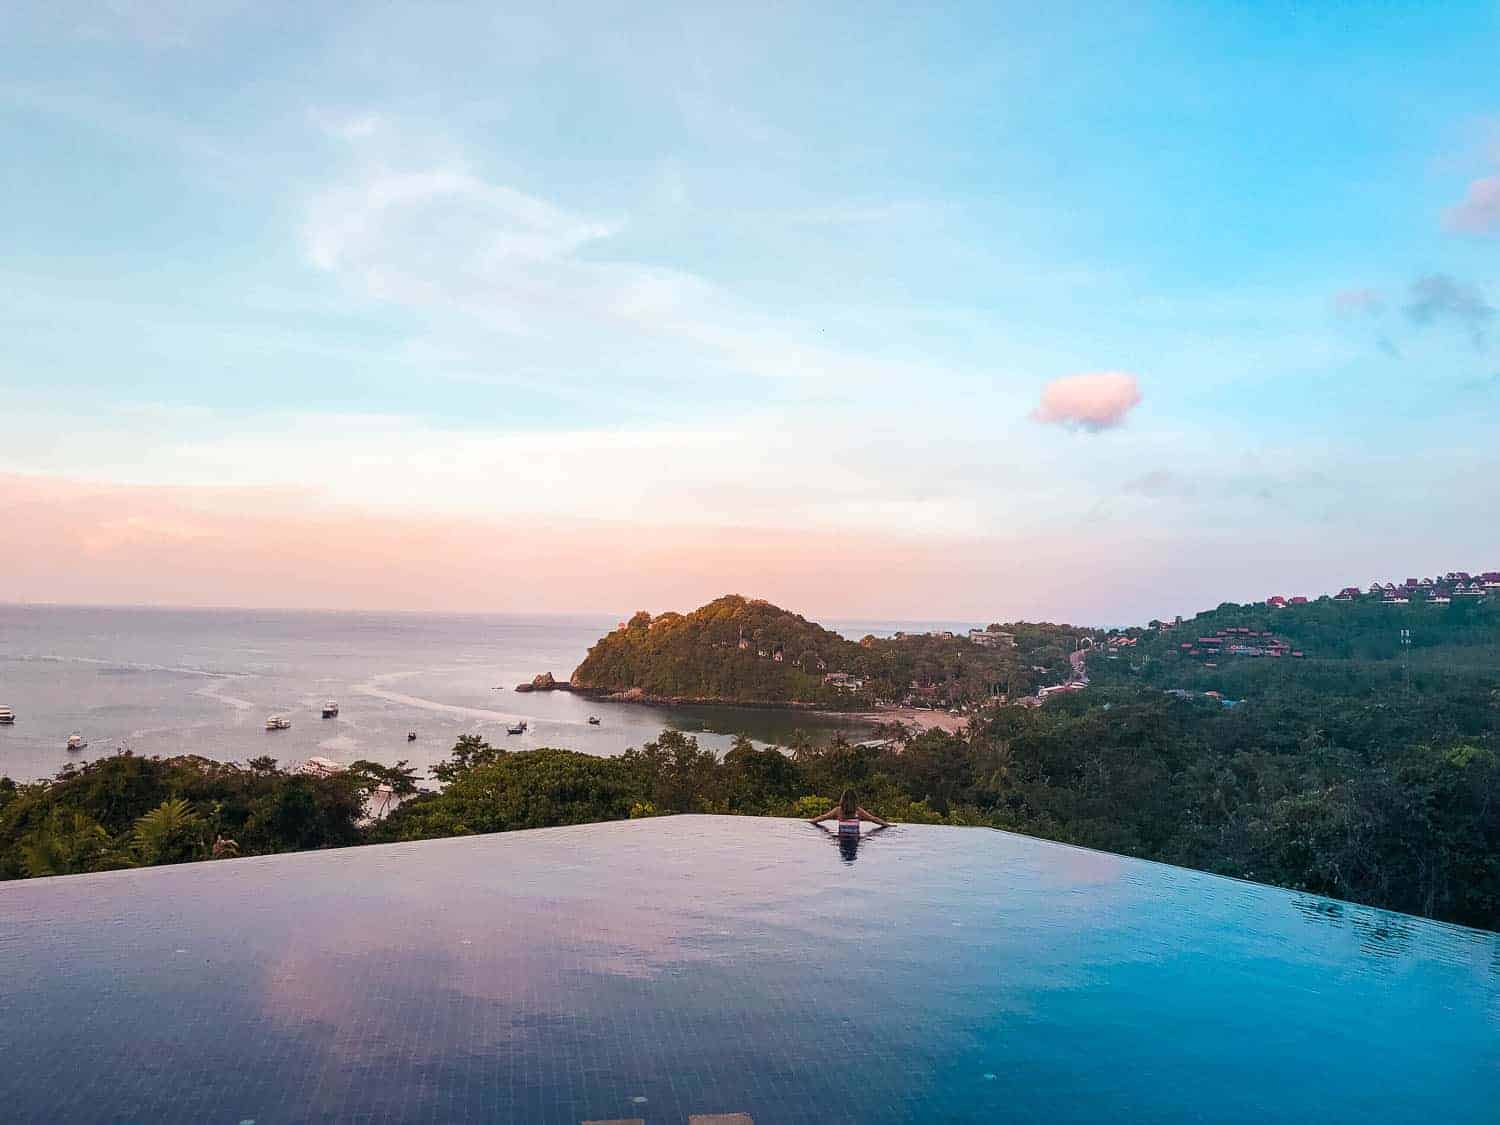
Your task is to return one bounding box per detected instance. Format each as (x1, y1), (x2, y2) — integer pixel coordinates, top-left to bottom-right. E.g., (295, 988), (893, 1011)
(513, 672), (575, 693)
(567, 593), (1086, 715)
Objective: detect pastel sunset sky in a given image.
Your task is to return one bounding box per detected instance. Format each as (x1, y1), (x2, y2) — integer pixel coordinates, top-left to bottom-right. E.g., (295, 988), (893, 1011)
(3, 2), (1498, 624)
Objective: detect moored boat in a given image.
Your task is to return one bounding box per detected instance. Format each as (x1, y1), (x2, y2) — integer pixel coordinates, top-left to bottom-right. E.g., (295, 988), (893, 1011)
(588, 715), (601, 725)
(265, 715), (291, 731)
(0, 707), (15, 725)
(66, 732), (86, 751)
(407, 731), (417, 742)
(506, 720), (527, 735)
(321, 701), (340, 719)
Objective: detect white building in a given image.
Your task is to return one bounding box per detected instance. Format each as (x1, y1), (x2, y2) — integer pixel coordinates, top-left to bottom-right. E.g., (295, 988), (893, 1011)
(968, 629), (1016, 649)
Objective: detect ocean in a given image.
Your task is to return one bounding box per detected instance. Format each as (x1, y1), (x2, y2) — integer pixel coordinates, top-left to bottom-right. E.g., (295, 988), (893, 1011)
(0, 604), (956, 784)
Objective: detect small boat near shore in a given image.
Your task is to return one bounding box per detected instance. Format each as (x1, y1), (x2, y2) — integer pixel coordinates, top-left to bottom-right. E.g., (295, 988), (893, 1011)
(0, 707), (15, 725)
(66, 732), (86, 751)
(321, 701), (340, 719)
(588, 715), (601, 725)
(506, 720), (527, 735)
(265, 715), (291, 731)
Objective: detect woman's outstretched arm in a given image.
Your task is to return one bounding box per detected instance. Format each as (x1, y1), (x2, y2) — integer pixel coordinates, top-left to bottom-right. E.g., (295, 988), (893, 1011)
(808, 806), (841, 824)
(856, 806), (892, 827)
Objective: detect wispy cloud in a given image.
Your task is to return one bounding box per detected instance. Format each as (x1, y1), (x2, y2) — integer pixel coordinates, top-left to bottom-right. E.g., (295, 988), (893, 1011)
(1332, 288), (1384, 318)
(50, 0), (248, 49)
(1123, 469), (1195, 499)
(305, 167), (620, 277)
(1405, 274), (1495, 349)
(1443, 173), (1500, 235)
(298, 128), (990, 407)
(1031, 372), (1143, 432)
(780, 201), (937, 226)
(308, 108), (384, 141)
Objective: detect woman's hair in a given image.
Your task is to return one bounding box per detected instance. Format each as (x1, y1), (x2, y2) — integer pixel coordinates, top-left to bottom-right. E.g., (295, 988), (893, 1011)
(839, 789), (858, 818)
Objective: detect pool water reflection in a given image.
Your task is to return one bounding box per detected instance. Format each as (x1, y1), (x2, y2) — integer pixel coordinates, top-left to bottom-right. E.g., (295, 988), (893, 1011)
(1, 816), (1495, 1123)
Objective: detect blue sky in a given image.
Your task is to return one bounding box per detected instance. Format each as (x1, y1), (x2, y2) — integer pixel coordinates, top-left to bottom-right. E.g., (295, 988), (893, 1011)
(2, 1), (1498, 620)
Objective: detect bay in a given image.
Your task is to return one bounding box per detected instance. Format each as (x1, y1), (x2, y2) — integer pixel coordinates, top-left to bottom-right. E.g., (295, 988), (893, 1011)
(0, 604), (953, 783)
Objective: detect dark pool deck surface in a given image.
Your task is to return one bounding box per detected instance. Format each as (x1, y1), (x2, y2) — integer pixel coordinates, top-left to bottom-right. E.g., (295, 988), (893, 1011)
(1, 816), (1496, 1124)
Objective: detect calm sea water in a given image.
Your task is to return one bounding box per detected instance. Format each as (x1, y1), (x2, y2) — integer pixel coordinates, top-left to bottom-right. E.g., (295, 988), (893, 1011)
(0, 604), (952, 783)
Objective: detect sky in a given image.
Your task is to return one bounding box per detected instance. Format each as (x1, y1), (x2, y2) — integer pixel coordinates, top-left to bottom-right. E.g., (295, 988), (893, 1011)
(2, 1), (1498, 624)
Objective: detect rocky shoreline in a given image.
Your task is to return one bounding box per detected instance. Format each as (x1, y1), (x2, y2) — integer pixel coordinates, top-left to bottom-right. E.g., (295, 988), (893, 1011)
(513, 675), (965, 739)
(591, 686), (840, 710)
(515, 673), (871, 714)
(512, 672), (576, 693)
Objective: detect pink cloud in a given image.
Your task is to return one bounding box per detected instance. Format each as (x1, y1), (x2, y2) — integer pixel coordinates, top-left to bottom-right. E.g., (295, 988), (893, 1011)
(1332, 287), (1384, 317)
(1443, 174), (1500, 234)
(1031, 371), (1143, 432)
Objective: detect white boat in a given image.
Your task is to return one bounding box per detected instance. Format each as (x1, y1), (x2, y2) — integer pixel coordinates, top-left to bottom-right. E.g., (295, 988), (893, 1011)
(0, 707), (15, 725)
(321, 701), (340, 719)
(66, 732), (86, 751)
(265, 715), (291, 731)
(506, 720), (527, 735)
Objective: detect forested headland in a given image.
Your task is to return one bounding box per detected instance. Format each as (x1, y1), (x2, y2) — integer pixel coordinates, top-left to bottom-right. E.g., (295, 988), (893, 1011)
(570, 593), (1083, 707)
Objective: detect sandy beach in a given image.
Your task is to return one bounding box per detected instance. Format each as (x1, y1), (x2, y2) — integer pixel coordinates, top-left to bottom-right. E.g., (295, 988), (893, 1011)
(831, 706), (969, 734)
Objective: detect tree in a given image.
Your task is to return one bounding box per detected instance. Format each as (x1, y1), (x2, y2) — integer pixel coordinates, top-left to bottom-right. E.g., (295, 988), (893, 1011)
(132, 798), (207, 866)
(347, 759), (420, 796)
(621, 731), (719, 813)
(375, 749), (640, 841)
(18, 809), (114, 877)
(431, 735), (502, 784)
(722, 735), (802, 813)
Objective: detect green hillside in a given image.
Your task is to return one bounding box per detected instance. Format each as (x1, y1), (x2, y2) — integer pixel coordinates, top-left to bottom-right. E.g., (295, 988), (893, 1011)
(570, 594), (1083, 707)
(1094, 593), (1500, 704)
(571, 596), (856, 705)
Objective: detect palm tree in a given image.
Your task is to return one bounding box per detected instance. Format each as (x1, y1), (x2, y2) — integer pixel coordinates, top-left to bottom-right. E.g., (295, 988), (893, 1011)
(132, 798), (205, 866)
(19, 809), (112, 877)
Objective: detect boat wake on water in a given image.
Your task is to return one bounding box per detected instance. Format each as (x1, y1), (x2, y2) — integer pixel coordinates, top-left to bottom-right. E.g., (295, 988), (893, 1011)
(353, 671), (592, 728)
(194, 682), (259, 712)
(18, 653), (249, 680)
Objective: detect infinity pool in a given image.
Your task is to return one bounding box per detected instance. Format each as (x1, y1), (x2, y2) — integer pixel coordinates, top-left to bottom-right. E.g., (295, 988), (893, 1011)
(1, 816), (1495, 1123)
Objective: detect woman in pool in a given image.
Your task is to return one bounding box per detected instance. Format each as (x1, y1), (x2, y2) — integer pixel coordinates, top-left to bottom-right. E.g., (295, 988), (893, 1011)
(809, 789), (891, 835)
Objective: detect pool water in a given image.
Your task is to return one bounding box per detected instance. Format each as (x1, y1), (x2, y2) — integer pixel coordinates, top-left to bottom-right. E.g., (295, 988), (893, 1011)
(1, 816), (1495, 1123)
